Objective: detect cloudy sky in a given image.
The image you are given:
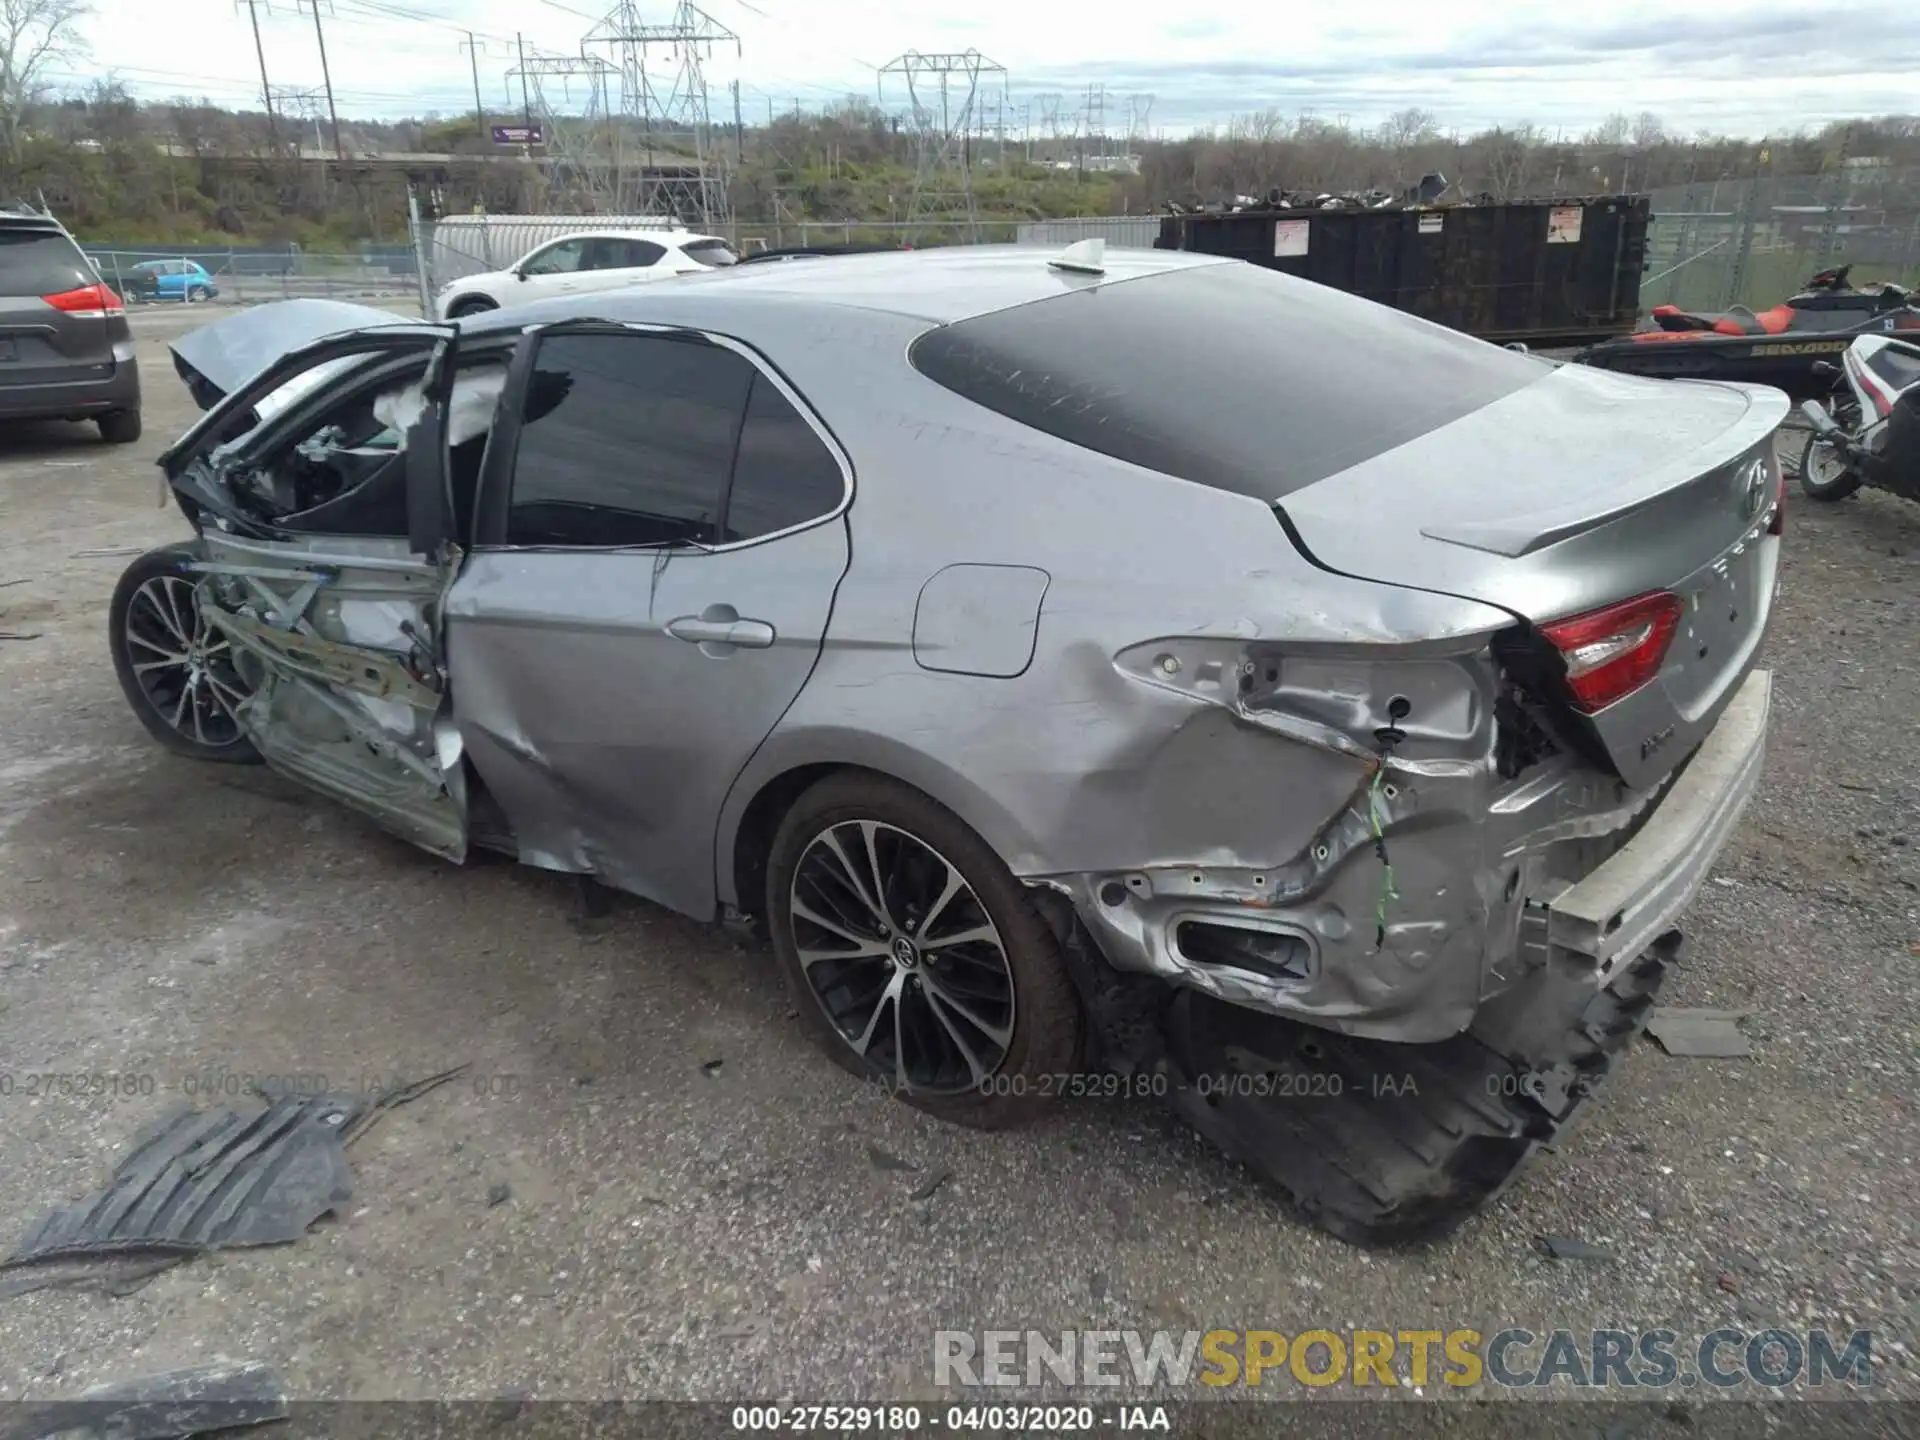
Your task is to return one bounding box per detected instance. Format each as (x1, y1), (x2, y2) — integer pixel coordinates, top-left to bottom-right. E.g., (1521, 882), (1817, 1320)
(66, 0), (1920, 137)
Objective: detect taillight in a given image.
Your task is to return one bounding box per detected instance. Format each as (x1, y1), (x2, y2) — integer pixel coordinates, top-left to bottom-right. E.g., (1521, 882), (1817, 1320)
(1540, 590), (1682, 714)
(1767, 458), (1785, 536)
(41, 282), (123, 317)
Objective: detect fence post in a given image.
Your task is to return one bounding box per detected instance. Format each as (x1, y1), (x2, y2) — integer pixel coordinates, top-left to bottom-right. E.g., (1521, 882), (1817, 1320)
(407, 188), (434, 317)
(1725, 177), (1759, 311)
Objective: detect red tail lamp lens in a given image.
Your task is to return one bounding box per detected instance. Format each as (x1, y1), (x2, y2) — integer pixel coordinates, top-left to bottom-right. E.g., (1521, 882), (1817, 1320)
(1540, 591), (1683, 713)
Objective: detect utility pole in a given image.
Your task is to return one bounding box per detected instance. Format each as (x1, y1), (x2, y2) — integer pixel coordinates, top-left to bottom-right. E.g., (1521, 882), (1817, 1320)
(516, 32), (533, 134)
(297, 0), (345, 164)
(731, 78), (743, 165)
(461, 33), (487, 140)
(237, 0), (280, 155)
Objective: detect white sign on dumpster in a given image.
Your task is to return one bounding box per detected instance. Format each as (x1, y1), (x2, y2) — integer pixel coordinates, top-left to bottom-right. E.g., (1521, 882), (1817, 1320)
(1547, 206), (1583, 244)
(1418, 213), (1444, 235)
(1273, 219), (1310, 257)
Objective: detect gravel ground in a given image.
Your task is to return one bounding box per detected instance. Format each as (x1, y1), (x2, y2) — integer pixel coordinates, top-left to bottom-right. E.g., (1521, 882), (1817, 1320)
(0, 309), (1915, 1426)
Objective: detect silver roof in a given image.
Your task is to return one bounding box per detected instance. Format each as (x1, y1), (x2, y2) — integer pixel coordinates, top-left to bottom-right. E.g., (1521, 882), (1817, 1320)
(467, 244), (1233, 333)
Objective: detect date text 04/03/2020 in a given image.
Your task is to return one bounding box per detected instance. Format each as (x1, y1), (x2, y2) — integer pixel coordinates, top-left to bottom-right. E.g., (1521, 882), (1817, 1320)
(729, 1405), (1170, 1431)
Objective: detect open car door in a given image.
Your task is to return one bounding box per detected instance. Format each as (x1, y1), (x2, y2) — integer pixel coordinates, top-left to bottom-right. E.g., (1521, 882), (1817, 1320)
(158, 311), (483, 860)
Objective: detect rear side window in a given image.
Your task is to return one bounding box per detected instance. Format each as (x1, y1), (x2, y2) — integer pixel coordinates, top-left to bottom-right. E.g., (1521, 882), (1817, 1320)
(683, 239), (738, 268)
(909, 262), (1549, 499)
(502, 330), (845, 548)
(720, 375), (845, 542)
(586, 237), (665, 270)
(0, 228), (95, 297)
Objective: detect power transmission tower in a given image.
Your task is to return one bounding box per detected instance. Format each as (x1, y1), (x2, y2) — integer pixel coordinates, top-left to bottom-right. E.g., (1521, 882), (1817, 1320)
(1081, 81), (1105, 168)
(264, 84), (328, 200)
(584, 1), (740, 227)
(879, 50), (1006, 238)
(1126, 94), (1153, 152)
(506, 52), (623, 211)
(1036, 92), (1062, 146)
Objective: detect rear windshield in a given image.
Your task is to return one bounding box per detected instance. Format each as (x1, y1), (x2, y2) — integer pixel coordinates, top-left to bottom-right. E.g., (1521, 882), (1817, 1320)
(0, 227), (95, 297)
(908, 261), (1550, 499)
(683, 239), (738, 268)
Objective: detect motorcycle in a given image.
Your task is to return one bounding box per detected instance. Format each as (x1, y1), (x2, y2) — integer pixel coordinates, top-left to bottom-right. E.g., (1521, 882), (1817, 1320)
(1796, 331), (1920, 505)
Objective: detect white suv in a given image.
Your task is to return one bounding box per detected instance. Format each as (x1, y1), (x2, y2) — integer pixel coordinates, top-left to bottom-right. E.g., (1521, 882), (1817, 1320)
(432, 230), (738, 320)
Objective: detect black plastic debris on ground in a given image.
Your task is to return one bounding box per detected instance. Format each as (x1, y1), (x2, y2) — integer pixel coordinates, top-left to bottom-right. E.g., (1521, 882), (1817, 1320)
(1645, 1008), (1753, 1058)
(0, 1068), (468, 1302)
(1538, 1234), (1619, 1262)
(0, 1360), (287, 1440)
(0, 1094), (364, 1299)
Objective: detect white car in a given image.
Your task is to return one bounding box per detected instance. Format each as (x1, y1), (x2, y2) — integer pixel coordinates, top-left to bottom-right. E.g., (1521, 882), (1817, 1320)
(432, 229), (738, 320)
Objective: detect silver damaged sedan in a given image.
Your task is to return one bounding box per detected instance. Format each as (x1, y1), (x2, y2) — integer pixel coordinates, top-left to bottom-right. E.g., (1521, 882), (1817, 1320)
(111, 251), (1784, 1243)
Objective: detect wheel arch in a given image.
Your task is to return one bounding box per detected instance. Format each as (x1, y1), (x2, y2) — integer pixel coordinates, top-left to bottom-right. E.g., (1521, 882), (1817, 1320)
(718, 735), (1045, 915)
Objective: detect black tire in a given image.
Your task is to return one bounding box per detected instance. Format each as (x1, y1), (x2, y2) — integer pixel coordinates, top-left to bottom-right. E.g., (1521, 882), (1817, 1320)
(186, 285), (211, 303)
(97, 410), (142, 445)
(446, 296), (497, 319)
(109, 544), (261, 764)
(766, 771), (1083, 1129)
(1799, 416), (1863, 503)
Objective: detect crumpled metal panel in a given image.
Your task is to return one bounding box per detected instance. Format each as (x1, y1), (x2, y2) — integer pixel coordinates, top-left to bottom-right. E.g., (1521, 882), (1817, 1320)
(4, 1362), (289, 1440)
(7, 1095), (361, 1262)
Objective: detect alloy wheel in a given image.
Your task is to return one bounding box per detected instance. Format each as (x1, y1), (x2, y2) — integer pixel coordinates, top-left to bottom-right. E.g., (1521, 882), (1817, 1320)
(1803, 437), (1852, 490)
(789, 819), (1016, 1094)
(122, 574), (250, 748)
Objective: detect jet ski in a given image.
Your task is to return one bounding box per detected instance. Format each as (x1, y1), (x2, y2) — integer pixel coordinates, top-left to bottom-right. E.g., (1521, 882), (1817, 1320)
(1578, 266), (1920, 398)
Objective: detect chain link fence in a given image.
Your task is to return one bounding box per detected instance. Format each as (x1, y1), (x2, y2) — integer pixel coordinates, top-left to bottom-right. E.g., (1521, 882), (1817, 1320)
(85, 247), (420, 309)
(1643, 170), (1920, 315)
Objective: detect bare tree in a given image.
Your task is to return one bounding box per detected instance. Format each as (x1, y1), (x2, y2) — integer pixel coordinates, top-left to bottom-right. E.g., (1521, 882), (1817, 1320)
(0, 0), (89, 167)
(1587, 113), (1631, 148)
(1379, 107), (1439, 151)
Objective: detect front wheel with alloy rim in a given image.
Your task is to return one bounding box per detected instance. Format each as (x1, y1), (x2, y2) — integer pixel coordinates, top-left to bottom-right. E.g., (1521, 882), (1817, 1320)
(766, 772), (1082, 1128)
(108, 544), (262, 763)
(1799, 407), (1864, 502)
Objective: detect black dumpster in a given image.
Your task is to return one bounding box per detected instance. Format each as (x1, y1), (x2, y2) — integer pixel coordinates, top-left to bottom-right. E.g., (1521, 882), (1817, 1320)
(1155, 197), (1650, 347)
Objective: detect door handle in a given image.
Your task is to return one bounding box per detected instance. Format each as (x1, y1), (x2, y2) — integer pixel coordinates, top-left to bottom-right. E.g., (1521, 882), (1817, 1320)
(667, 605), (776, 651)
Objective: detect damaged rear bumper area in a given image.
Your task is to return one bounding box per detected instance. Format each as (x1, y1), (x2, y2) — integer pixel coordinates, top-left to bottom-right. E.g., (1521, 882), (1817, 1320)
(1048, 670), (1770, 1244)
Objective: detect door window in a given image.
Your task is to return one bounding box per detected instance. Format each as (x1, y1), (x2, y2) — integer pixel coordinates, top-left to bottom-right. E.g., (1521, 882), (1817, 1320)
(519, 239), (587, 277)
(502, 331), (847, 549)
(505, 331), (749, 547)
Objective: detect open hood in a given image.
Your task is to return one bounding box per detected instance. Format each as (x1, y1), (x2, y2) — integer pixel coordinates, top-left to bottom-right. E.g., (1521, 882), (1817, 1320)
(170, 298), (414, 410)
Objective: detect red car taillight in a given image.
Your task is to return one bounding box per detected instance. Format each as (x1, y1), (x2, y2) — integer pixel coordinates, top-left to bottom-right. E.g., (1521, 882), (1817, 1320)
(42, 282), (124, 317)
(1540, 590), (1683, 714)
